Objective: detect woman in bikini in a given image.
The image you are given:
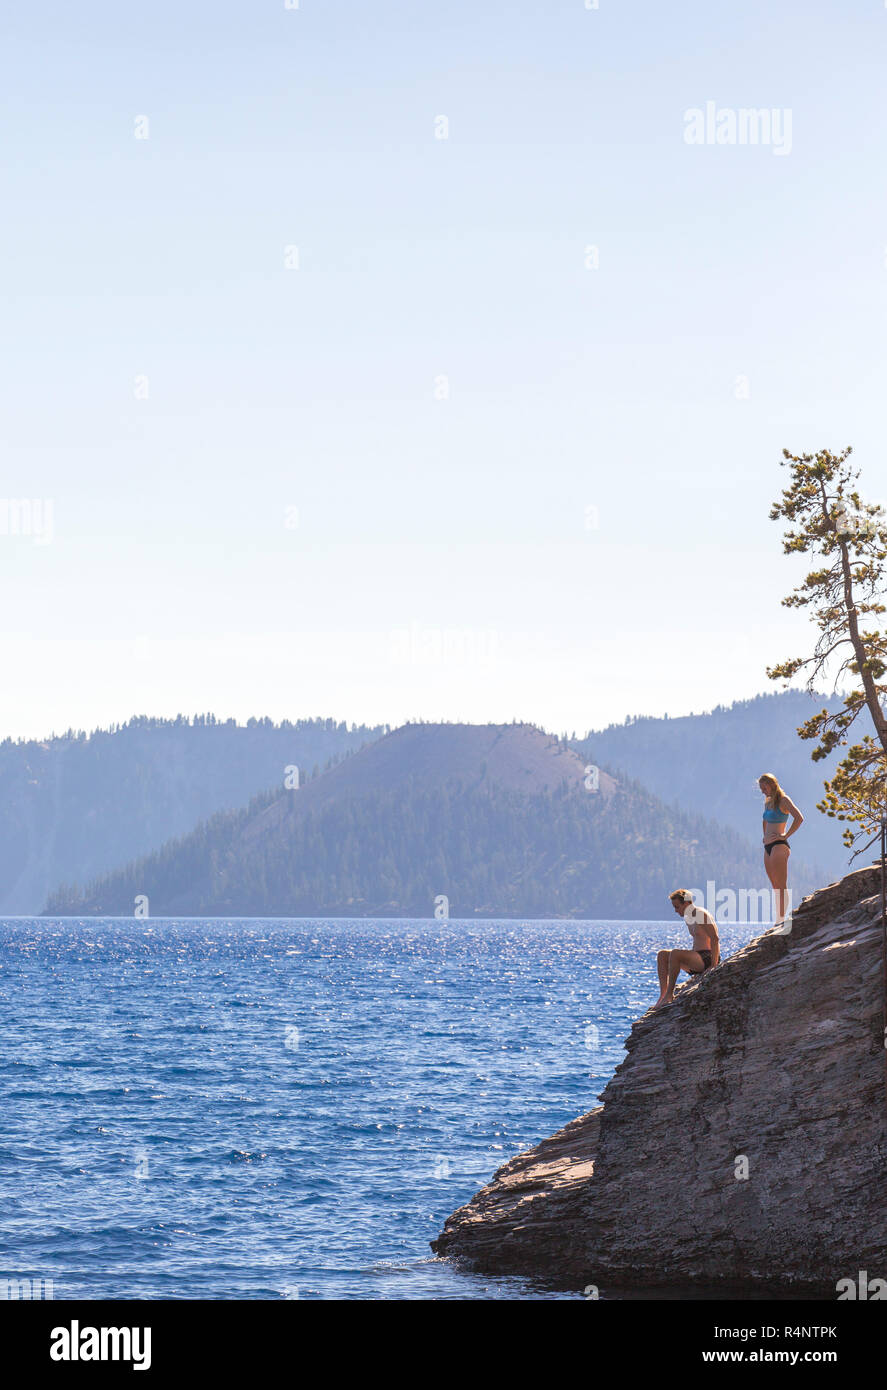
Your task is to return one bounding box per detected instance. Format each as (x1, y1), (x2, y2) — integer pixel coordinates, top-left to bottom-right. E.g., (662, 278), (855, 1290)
(759, 772), (803, 925)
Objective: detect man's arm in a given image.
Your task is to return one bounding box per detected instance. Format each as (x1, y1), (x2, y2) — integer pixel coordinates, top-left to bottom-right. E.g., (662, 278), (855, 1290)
(705, 912), (720, 967)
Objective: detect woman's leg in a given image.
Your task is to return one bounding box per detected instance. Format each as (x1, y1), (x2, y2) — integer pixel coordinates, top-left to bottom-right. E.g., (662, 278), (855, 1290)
(765, 845), (790, 921)
(763, 848), (778, 913)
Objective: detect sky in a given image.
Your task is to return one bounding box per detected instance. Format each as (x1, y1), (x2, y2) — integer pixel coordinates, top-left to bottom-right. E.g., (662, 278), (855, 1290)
(1, 0), (885, 741)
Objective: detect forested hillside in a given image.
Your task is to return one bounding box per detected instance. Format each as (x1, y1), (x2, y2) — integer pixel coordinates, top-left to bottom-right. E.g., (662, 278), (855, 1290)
(48, 722), (818, 920)
(573, 690), (850, 879)
(0, 715), (384, 914)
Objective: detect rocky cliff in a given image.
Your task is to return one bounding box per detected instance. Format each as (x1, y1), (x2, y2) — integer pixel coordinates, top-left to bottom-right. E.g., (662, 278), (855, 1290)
(431, 865), (887, 1294)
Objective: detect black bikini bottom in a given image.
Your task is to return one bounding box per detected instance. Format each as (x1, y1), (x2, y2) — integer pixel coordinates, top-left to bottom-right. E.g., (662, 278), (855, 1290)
(690, 949), (712, 974)
(764, 838), (790, 857)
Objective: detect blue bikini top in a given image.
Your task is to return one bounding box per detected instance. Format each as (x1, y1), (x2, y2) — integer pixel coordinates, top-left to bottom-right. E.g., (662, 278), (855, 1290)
(763, 802), (787, 822)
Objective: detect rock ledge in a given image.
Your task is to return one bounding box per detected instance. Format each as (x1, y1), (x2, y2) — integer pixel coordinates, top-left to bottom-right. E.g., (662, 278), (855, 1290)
(431, 866), (887, 1293)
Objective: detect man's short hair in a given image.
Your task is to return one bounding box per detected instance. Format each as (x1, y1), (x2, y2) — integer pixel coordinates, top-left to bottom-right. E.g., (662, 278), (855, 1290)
(669, 888), (694, 907)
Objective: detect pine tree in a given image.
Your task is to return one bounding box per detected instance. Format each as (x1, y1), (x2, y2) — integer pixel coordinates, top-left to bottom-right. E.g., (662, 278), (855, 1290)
(768, 446), (887, 850)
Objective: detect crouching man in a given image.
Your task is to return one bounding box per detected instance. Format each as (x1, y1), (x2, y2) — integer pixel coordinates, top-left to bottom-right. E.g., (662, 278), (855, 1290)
(654, 888), (720, 1009)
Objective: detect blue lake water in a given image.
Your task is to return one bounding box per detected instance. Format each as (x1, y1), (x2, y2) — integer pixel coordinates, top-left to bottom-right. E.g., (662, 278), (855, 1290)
(0, 916), (760, 1300)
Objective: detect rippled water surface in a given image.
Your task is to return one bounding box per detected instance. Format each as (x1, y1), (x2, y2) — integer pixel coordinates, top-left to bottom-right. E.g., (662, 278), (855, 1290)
(0, 916), (758, 1300)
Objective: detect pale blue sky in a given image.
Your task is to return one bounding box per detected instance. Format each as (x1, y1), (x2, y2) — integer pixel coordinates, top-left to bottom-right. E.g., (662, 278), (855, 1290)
(2, 0), (885, 739)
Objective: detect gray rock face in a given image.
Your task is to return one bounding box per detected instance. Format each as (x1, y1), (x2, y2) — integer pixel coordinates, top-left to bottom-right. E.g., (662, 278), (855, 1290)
(431, 865), (887, 1293)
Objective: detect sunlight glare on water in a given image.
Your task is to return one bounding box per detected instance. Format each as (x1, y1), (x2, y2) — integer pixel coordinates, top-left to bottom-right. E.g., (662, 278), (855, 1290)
(0, 916), (758, 1299)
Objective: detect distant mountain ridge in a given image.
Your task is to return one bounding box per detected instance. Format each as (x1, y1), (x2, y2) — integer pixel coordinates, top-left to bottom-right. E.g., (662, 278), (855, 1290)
(0, 715), (384, 914)
(47, 721), (818, 920)
(573, 690), (850, 881)
(238, 720), (619, 850)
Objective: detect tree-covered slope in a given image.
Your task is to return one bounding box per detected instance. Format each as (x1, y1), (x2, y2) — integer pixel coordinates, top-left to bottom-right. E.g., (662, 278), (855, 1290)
(573, 690), (850, 880)
(47, 722), (818, 920)
(0, 715), (384, 914)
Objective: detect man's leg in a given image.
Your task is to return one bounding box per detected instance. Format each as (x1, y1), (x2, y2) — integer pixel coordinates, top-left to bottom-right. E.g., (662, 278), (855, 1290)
(662, 948), (702, 1002)
(656, 949), (670, 1000)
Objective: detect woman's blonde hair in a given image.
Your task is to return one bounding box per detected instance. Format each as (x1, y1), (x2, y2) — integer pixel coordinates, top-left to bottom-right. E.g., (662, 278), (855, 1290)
(758, 772), (785, 809)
